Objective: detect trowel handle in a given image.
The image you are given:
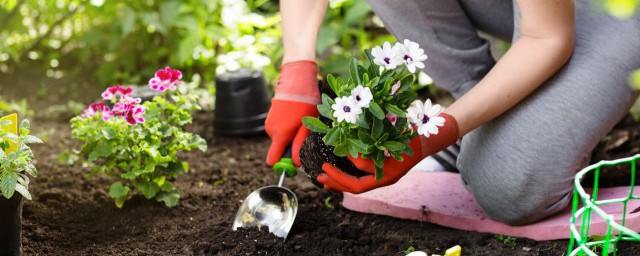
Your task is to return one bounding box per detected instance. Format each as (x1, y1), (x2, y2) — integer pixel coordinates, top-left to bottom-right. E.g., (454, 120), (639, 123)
(273, 145), (296, 177)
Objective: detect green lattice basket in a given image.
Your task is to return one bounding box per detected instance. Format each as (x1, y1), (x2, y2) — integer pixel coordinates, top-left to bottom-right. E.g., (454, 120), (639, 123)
(568, 154), (640, 255)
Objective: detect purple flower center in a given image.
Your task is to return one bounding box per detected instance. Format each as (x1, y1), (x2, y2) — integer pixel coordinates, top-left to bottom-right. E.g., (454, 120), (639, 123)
(355, 95), (361, 101)
(421, 115), (430, 124)
(384, 57), (390, 64)
(343, 106), (351, 113)
(404, 55), (413, 62)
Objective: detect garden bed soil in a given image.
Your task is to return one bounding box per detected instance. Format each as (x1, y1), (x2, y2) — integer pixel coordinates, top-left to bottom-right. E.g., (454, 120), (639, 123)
(15, 110), (640, 256)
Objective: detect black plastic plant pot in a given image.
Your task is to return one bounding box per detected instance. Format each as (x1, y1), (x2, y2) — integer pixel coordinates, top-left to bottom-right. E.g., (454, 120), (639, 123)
(214, 69), (270, 136)
(0, 195), (23, 256)
(299, 81), (369, 188)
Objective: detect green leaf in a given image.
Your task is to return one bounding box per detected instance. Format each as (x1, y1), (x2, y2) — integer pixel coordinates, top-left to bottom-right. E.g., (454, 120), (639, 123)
(348, 139), (368, 152)
(358, 131), (375, 145)
(22, 135), (43, 144)
(0, 172), (18, 199)
(19, 119), (30, 136)
(156, 191), (180, 207)
(333, 143), (349, 157)
(189, 135), (208, 152)
(137, 181), (160, 199)
(382, 141), (405, 151)
(327, 75), (341, 96)
(15, 184), (31, 200)
(397, 74), (415, 95)
(355, 113), (369, 129)
(102, 127), (116, 140)
(350, 58), (362, 85)
(88, 143), (113, 162)
(371, 117), (383, 139)
(109, 182), (130, 208)
(323, 128), (340, 146)
(385, 104), (406, 117)
(302, 117), (329, 133)
(318, 104), (333, 120)
(368, 102), (385, 120)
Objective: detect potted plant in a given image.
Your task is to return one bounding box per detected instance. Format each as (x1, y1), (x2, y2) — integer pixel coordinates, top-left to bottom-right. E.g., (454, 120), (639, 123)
(71, 67), (208, 208)
(0, 113), (42, 256)
(300, 40), (439, 185)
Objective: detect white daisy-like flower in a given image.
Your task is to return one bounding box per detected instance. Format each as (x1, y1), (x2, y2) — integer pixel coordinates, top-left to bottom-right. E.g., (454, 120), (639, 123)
(350, 85), (373, 108)
(395, 39), (428, 73)
(371, 42), (403, 70)
(332, 96), (363, 124)
(406, 99), (445, 137)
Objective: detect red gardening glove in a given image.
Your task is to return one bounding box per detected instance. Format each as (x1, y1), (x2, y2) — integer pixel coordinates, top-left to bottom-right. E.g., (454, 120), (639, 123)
(317, 113), (459, 194)
(265, 60), (320, 167)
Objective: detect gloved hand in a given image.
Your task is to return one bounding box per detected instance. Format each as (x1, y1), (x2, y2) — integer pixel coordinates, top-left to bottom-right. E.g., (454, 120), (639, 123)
(317, 113), (459, 194)
(265, 60), (320, 167)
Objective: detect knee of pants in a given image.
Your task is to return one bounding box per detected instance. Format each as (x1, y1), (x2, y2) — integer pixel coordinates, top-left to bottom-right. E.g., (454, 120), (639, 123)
(460, 161), (573, 226)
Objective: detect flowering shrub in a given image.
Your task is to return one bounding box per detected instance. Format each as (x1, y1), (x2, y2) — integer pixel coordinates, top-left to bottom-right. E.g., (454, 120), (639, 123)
(71, 67), (207, 208)
(302, 40), (444, 181)
(0, 114), (42, 200)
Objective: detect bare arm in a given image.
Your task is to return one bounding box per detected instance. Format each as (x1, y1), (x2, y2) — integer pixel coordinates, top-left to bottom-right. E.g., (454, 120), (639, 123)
(445, 0), (575, 136)
(280, 0), (329, 63)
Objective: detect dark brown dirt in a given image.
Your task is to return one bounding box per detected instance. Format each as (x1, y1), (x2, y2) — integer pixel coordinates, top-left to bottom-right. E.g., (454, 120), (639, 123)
(11, 110), (636, 256)
(3, 70), (640, 255)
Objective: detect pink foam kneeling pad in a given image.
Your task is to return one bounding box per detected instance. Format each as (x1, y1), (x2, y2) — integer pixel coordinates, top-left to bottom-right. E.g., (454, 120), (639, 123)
(342, 171), (640, 241)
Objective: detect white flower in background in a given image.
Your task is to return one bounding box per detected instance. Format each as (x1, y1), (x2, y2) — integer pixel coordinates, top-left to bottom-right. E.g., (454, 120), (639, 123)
(235, 35), (256, 48)
(216, 52), (243, 74)
(371, 42), (402, 70)
(395, 39), (428, 73)
(407, 99), (445, 137)
(221, 0), (248, 28)
(350, 85), (373, 108)
(245, 53), (270, 69)
(332, 96), (363, 124)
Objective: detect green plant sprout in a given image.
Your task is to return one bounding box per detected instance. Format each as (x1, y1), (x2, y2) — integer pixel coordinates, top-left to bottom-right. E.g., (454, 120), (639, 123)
(495, 234), (517, 249)
(0, 113), (42, 200)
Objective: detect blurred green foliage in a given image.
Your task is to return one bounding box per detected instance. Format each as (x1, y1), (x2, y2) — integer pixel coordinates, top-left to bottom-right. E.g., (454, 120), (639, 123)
(0, 0), (388, 89)
(0, 0), (281, 85)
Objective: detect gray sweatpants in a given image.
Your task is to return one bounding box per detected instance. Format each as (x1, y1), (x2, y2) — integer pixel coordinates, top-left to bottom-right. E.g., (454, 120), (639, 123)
(367, 0), (640, 225)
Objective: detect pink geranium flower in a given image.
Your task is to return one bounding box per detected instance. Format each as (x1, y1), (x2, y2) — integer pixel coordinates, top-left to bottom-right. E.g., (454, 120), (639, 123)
(125, 106), (145, 125)
(149, 67), (183, 92)
(102, 85), (133, 101)
(101, 106), (115, 121)
(82, 102), (105, 117)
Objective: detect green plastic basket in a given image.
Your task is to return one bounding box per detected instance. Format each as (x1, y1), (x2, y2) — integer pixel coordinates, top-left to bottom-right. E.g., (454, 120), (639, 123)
(568, 154), (640, 255)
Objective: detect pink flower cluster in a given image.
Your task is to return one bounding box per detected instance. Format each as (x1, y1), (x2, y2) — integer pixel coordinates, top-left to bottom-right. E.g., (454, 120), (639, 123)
(149, 67), (183, 92)
(83, 85), (145, 125)
(82, 67), (184, 125)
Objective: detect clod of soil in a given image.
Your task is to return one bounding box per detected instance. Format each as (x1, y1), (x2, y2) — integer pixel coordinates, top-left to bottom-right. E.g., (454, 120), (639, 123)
(300, 130), (369, 188)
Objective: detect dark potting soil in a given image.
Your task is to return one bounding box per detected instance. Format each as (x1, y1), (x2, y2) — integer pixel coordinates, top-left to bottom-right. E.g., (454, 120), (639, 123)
(15, 111), (640, 255)
(300, 131), (369, 188)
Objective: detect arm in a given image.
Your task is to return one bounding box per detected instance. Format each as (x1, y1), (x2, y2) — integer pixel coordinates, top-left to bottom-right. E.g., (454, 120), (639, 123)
(280, 0), (328, 63)
(265, 0), (329, 166)
(445, 0), (575, 135)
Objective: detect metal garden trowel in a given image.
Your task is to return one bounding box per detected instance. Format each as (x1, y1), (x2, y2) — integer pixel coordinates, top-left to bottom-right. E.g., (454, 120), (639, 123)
(232, 146), (298, 239)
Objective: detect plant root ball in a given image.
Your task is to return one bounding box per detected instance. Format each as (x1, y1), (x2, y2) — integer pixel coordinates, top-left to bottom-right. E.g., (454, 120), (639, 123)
(300, 131), (369, 188)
